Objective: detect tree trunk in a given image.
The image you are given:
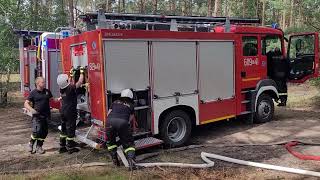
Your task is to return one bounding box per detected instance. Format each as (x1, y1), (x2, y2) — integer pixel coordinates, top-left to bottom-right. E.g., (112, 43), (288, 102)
(118, 0), (121, 13)
(272, 3), (276, 21)
(169, 0), (176, 15)
(122, 0), (125, 13)
(153, 0), (158, 14)
(208, 0), (212, 16)
(256, 0), (259, 17)
(181, 0), (186, 15)
(189, 0), (193, 16)
(213, 0), (221, 16)
(262, 0), (266, 26)
(106, 0), (112, 12)
(242, 0), (246, 17)
(297, 1), (302, 27)
(289, 0), (294, 27)
(224, 0), (228, 16)
(31, 0), (39, 30)
(68, 0), (74, 27)
(139, 0), (146, 13)
(282, 0), (287, 29)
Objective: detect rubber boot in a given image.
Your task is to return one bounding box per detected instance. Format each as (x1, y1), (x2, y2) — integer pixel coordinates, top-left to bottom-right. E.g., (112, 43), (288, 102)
(59, 136), (68, 154)
(278, 96), (287, 107)
(59, 147), (68, 154)
(66, 140), (80, 154)
(110, 150), (120, 166)
(36, 146), (45, 154)
(28, 139), (35, 154)
(126, 151), (137, 171)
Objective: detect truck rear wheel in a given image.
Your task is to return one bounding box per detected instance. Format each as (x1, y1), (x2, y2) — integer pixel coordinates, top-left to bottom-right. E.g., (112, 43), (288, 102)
(160, 110), (192, 147)
(254, 94), (274, 123)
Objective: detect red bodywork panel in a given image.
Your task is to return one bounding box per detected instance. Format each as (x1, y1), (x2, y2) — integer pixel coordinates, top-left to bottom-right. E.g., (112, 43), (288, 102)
(60, 27), (319, 131)
(61, 31), (106, 122)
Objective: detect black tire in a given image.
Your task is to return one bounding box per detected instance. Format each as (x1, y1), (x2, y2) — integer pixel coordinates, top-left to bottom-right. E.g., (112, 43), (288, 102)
(254, 94), (274, 123)
(159, 110), (192, 147)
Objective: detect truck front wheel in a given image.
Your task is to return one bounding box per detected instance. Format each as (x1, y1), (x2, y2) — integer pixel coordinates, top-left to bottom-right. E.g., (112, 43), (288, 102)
(254, 94), (274, 123)
(159, 110), (192, 147)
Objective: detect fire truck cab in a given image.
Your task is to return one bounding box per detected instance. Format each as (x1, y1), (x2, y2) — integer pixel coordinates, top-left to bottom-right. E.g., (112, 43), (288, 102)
(60, 13), (319, 148)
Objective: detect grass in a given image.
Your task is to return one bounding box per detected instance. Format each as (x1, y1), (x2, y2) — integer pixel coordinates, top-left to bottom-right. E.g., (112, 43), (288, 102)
(0, 74), (20, 83)
(1, 168), (132, 180)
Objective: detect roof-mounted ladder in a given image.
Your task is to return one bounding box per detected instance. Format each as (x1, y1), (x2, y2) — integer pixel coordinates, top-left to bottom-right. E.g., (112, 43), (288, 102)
(79, 9), (261, 32)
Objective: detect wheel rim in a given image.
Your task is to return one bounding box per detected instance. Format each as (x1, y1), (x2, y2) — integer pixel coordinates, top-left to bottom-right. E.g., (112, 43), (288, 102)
(258, 100), (271, 119)
(166, 117), (187, 143)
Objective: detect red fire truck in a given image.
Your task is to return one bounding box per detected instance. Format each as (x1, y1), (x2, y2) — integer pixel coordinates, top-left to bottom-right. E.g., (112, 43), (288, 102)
(17, 30), (74, 111)
(60, 12), (319, 149)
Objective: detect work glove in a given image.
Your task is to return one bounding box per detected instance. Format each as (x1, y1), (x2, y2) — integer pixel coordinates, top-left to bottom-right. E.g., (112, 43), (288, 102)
(69, 68), (75, 77)
(80, 67), (85, 74)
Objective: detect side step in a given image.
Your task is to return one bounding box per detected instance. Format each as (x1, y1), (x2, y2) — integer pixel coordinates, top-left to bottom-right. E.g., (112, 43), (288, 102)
(240, 111), (252, 115)
(135, 137), (163, 150)
(75, 126), (162, 150)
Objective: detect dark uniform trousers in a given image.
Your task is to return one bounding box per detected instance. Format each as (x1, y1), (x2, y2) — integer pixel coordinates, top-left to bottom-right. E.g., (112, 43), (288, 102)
(275, 78), (288, 105)
(106, 118), (135, 156)
(60, 111), (77, 149)
(30, 115), (49, 147)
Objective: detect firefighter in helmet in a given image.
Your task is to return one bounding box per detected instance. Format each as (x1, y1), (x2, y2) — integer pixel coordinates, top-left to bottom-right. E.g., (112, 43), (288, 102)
(56, 67), (85, 154)
(106, 89), (136, 170)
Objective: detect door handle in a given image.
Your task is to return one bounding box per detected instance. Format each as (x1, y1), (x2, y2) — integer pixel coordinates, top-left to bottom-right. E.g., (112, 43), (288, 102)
(241, 71), (246, 78)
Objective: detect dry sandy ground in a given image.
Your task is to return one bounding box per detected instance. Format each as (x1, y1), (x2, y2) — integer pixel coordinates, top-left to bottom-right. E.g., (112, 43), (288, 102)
(1, 83), (320, 179)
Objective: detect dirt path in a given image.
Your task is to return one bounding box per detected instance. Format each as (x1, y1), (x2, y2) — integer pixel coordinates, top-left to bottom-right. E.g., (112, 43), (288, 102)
(1, 83), (320, 179)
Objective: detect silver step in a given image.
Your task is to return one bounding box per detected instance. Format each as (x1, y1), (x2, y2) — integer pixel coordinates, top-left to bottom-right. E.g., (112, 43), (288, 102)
(240, 111), (252, 115)
(241, 100), (250, 104)
(135, 137), (163, 150)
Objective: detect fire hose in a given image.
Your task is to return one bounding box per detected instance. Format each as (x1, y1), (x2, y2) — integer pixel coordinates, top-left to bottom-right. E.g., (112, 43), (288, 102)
(134, 152), (320, 177)
(130, 141), (320, 177)
(285, 141), (320, 161)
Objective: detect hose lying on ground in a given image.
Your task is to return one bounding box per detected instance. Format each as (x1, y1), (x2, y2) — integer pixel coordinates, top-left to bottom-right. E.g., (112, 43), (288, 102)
(135, 151), (320, 177)
(285, 141), (320, 161)
(132, 140), (320, 178)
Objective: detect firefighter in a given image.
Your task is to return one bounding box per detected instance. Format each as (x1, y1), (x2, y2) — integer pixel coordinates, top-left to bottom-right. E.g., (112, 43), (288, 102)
(24, 77), (59, 154)
(273, 47), (288, 106)
(267, 47), (288, 106)
(106, 89), (136, 170)
(57, 67), (84, 154)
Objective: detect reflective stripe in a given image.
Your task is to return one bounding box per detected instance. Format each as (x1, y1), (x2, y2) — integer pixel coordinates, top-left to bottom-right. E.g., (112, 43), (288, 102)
(31, 135), (37, 140)
(124, 147), (136, 154)
(107, 145), (117, 150)
(31, 135), (45, 141)
(60, 134), (67, 138)
(279, 93), (288, 95)
(66, 137), (75, 141)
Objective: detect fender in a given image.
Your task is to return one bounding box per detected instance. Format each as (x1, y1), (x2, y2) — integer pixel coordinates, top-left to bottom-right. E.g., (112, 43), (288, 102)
(254, 79), (279, 111)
